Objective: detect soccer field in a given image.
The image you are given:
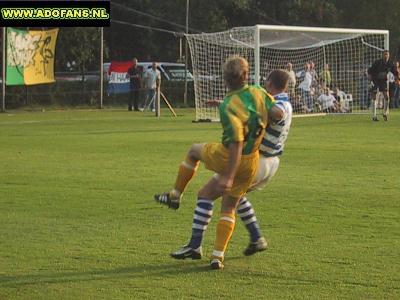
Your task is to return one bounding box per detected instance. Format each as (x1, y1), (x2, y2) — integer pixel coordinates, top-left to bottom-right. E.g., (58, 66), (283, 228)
(0, 109), (399, 299)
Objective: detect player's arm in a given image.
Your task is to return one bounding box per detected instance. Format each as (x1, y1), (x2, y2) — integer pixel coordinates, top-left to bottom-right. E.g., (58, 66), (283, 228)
(269, 105), (284, 121)
(264, 92), (284, 122)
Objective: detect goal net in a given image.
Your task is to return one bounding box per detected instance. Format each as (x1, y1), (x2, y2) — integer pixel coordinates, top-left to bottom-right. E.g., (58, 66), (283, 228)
(186, 25), (388, 121)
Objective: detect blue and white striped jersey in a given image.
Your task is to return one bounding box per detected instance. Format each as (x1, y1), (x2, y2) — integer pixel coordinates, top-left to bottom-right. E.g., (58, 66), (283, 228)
(259, 92), (293, 157)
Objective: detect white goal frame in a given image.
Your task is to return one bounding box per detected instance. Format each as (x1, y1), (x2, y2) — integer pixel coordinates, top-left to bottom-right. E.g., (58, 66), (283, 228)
(186, 25), (389, 122)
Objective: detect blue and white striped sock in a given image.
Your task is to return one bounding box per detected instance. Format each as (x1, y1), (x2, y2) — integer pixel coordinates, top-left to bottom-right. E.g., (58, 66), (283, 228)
(188, 198), (214, 249)
(237, 197), (262, 243)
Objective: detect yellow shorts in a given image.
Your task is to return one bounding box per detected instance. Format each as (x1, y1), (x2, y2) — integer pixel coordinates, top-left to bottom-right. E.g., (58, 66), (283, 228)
(201, 142), (259, 198)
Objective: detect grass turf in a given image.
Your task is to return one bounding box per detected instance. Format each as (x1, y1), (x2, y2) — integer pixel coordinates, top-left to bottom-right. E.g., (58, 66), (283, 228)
(0, 108), (399, 299)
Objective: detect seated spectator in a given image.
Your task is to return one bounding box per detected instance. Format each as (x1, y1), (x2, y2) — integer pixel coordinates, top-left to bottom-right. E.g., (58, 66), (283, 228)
(333, 86), (350, 113)
(317, 88), (338, 113)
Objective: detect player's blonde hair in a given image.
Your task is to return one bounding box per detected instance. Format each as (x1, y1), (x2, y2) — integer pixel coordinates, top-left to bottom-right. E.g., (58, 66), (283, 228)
(223, 56), (249, 90)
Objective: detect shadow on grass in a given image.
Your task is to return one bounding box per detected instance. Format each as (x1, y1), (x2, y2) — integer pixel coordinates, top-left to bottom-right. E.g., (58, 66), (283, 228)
(0, 256), (247, 288)
(0, 255), (386, 290)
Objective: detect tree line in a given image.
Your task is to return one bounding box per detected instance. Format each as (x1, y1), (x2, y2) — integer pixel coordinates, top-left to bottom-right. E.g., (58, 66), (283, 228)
(105, 0), (400, 60)
(51, 0), (400, 73)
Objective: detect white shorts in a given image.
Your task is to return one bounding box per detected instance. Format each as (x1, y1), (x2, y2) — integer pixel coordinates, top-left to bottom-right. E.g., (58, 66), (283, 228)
(248, 156), (280, 192)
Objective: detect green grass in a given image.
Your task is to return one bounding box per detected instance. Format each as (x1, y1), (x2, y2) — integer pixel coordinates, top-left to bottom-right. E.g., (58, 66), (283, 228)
(0, 108), (399, 299)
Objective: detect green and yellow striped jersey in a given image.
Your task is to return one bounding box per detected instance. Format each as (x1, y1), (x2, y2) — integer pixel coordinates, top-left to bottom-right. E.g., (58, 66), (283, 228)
(219, 84), (275, 155)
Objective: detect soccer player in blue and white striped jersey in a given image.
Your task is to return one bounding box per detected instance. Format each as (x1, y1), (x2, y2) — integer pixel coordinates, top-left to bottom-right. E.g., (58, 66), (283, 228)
(238, 70), (293, 255)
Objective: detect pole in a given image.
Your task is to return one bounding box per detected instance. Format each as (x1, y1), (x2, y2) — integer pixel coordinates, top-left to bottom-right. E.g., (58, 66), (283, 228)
(2, 27), (6, 112)
(254, 25), (260, 85)
(183, 0), (189, 106)
(100, 27), (104, 109)
(156, 86), (160, 118)
(179, 37), (182, 62)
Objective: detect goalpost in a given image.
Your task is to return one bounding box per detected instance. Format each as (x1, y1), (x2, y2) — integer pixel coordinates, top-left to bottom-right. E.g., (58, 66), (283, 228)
(186, 25), (389, 122)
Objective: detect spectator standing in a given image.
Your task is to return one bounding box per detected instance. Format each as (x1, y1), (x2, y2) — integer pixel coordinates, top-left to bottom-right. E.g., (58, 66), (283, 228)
(391, 61), (400, 109)
(309, 61), (319, 88)
(388, 70), (396, 108)
(309, 61), (319, 110)
(143, 62), (161, 112)
(320, 63), (332, 88)
(286, 62), (296, 100)
(360, 67), (370, 110)
(296, 62), (313, 112)
(127, 58), (142, 111)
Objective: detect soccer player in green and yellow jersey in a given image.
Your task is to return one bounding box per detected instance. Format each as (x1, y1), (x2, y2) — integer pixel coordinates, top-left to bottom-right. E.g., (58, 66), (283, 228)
(155, 56), (282, 269)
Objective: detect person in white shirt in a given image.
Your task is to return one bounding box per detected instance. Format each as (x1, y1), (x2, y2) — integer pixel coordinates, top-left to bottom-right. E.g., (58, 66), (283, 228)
(296, 62), (313, 112)
(286, 62), (296, 100)
(317, 88), (337, 113)
(143, 62), (161, 112)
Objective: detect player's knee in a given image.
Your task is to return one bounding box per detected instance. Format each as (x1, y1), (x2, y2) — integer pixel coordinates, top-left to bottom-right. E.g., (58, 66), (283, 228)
(221, 195), (240, 213)
(188, 143), (203, 161)
(198, 176), (220, 200)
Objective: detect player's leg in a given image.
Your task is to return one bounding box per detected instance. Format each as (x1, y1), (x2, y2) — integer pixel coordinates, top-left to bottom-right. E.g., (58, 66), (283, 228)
(146, 89), (154, 111)
(237, 197), (267, 256)
(133, 89), (140, 111)
(170, 176), (221, 259)
(211, 194), (239, 270)
(238, 156), (280, 255)
(149, 88), (156, 112)
(371, 87), (379, 121)
(383, 90), (390, 121)
(128, 88), (134, 111)
(170, 155), (276, 260)
(154, 143), (204, 209)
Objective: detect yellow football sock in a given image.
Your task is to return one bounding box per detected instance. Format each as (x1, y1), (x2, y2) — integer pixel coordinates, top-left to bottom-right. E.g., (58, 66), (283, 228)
(212, 212), (236, 261)
(173, 157), (199, 195)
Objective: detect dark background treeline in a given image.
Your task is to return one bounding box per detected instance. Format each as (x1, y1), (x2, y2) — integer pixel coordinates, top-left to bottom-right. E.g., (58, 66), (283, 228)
(103, 0), (400, 64)
(52, 0), (400, 72)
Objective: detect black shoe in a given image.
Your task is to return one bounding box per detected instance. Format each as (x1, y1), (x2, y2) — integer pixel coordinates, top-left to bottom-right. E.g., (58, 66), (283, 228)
(154, 192), (180, 210)
(243, 237), (268, 256)
(210, 258), (224, 270)
(170, 245), (202, 259)
(383, 114), (388, 121)
(372, 116), (379, 122)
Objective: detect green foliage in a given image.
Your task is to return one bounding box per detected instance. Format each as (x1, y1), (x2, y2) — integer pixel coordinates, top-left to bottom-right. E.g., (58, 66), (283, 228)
(56, 28), (102, 72)
(0, 109), (399, 299)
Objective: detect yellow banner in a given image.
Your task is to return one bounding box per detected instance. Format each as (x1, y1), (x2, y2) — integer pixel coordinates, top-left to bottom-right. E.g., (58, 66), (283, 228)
(23, 28), (59, 85)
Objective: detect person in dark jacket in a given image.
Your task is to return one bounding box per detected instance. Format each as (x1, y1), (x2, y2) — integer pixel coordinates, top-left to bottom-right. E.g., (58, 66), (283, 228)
(127, 58), (142, 111)
(368, 50), (398, 121)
